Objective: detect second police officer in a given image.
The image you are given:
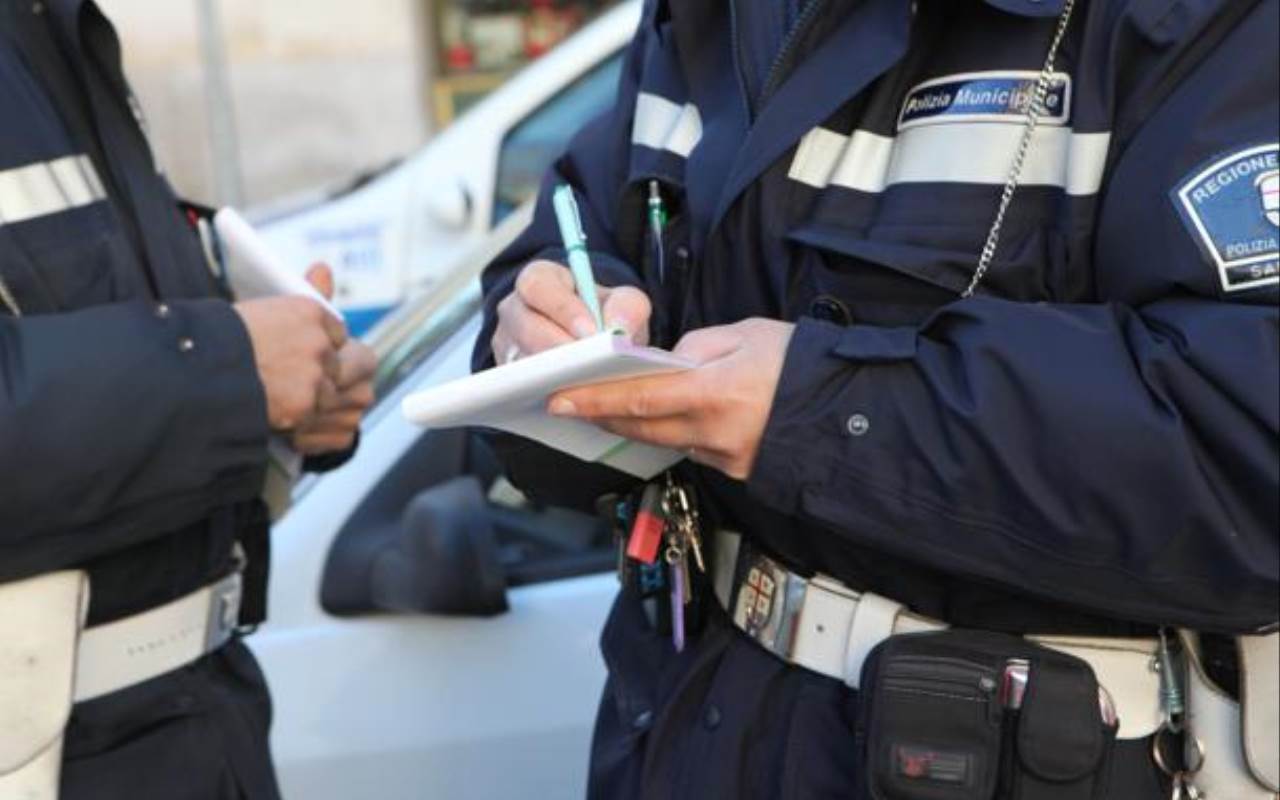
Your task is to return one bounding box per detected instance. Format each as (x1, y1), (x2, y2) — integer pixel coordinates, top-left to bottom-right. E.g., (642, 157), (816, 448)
(479, 0), (1280, 798)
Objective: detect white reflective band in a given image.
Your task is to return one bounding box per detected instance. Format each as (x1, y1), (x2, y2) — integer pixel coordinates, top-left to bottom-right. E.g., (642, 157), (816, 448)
(788, 125), (1111, 197)
(632, 93), (703, 158)
(0, 155), (107, 225)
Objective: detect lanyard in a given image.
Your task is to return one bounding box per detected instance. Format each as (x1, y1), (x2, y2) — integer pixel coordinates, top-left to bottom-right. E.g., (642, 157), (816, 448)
(965, 0), (1078, 298)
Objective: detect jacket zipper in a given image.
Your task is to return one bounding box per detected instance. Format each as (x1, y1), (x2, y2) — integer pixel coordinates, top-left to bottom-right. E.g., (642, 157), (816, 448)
(759, 0), (829, 108)
(727, 0), (757, 122)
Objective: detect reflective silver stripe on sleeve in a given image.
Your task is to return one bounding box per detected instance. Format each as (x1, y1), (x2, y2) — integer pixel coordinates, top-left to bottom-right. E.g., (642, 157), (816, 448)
(0, 155), (107, 225)
(788, 125), (1111, 196)
(632, 93), (703, 158)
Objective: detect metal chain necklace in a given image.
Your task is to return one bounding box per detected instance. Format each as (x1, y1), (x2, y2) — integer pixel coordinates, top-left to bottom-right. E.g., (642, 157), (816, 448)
(963, 0), (1079, 298)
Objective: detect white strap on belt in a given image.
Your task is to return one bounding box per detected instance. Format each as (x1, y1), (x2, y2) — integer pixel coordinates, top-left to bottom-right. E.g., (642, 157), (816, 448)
(73, 571), (243, 703)
(714, 531), (1164, 740)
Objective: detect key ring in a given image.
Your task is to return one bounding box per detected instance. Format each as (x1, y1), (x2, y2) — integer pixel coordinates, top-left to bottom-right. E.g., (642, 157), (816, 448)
(1152, 728), (1205, 777)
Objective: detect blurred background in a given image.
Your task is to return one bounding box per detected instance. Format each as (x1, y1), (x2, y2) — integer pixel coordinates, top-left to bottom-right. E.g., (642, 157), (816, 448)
(100, 0), (613, 209)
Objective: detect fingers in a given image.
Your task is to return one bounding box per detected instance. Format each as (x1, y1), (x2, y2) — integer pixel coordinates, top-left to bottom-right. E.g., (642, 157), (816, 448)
(600, 286), (652, 344)
(305, 263), (336, 301)
(335, 341), (378, 389)
(321, 307), (349, 349)
(550, 372), (702, 420)
(596, 413), (700, 449)
(515, 260), (599, 338)
(495, 292), (576, 356)
(291, 408), (362, 455)
(292, 428), (357, 456)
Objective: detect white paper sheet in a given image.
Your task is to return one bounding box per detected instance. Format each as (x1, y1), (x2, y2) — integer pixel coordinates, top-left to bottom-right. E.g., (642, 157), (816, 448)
(213, 208), (342, 320)
(402, 332), (693, 478)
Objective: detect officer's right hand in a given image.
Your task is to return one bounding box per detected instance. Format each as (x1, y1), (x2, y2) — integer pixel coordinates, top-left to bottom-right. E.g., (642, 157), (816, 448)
(491, 260), (651, 364)
(234, 297), (347, 430)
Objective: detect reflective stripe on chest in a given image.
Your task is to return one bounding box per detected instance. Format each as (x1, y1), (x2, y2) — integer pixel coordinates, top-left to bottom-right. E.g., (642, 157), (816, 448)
(0, 155), (106, 226)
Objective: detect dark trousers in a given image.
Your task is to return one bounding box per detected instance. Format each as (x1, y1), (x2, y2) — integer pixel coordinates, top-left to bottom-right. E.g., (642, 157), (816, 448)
(61, 639), (281, 800)
(589, 591), (1175, 800)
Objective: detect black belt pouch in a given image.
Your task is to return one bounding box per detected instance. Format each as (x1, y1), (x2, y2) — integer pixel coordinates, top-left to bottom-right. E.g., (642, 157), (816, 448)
(856, 631), (1115, 800)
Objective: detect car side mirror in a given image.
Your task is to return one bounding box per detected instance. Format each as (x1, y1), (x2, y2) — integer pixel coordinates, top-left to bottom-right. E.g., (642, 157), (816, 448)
(423, 180), (472, 230)
(368, 476), (508, 617)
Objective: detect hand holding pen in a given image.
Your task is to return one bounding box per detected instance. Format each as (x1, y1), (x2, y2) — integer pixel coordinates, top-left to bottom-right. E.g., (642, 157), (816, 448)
(490, 186), (652, 365)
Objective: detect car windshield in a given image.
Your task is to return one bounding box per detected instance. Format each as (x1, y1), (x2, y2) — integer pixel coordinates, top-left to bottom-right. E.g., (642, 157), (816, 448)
(492, 54), (624, 224)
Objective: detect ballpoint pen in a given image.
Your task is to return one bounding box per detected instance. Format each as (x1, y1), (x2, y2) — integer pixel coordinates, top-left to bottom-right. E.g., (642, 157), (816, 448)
(552, 184), (605, 331)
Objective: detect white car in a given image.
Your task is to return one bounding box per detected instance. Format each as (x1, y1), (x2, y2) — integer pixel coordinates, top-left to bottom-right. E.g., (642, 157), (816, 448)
(255, 2), (640, 336)
(250, 208), (621, 800)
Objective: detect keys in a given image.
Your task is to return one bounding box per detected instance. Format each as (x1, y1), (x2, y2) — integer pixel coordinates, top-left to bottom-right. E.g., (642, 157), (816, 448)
(617, 473), (704, 652)
(1157, 629), (1186, 732)
(662, 478), (705, 573)
(667, 541), (687, 653)
(626, 483), (666, 565)
(1170, 772), (1205, 800)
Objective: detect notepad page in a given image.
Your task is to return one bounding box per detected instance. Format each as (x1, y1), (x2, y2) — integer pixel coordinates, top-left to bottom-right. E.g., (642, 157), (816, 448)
(401, 332), (693, 478)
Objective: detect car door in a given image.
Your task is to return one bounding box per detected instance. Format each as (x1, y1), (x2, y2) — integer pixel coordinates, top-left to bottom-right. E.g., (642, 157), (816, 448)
(249, 210), (621, 800)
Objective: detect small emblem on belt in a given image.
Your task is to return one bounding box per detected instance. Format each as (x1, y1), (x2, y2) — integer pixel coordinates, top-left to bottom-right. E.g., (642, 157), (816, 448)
(736, 566), (777, 635)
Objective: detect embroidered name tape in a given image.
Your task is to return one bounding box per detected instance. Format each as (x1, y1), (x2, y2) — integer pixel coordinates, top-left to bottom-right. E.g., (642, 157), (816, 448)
(898, 71), (1071, 131)
(1173, 143), (1279, 293)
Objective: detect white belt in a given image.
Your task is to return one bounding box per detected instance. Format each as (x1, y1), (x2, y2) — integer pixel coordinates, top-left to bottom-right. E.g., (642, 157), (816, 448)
(711, 531), (1164, 740)
(74, 570), (244, 703)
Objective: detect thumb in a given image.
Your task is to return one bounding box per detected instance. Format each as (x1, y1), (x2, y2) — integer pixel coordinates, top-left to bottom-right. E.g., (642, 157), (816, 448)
(306, 263), (336, 301)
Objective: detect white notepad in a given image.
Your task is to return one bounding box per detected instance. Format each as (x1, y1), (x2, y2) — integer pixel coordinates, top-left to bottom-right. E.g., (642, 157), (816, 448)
(401, 332), (694, 478)
(213, 207), (342, 320)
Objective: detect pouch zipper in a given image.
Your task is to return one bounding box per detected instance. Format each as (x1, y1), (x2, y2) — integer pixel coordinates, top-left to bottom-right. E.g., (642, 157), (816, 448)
(881, 656), (1000, 698)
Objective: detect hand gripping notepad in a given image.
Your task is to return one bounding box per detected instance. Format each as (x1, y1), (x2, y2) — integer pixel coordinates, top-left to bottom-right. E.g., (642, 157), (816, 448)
(401, 332), (693, 478)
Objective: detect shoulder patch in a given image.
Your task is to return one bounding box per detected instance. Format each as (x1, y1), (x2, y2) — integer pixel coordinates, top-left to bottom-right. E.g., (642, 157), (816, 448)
(897, 71), (1071, 131)
(1173, 144), (1279, 293)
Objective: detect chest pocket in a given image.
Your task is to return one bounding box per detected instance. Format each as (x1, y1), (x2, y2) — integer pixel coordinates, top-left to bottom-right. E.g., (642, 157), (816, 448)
(786, 198), (1080, 328)
(0, 159), (121, 315)
(778, 159), (1100, 327)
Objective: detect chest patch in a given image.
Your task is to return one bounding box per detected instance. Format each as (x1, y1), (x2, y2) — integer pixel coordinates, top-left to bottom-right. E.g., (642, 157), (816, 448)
(1173, 144), (1279, 293)
(898, 71), (1071, 131)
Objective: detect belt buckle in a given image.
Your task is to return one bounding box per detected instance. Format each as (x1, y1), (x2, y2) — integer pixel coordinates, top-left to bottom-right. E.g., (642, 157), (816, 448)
(204, 571), (243, 652)
(732, 551), (806, 659)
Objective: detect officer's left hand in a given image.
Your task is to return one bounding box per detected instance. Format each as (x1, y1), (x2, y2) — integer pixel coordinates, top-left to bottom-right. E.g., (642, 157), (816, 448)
(292, 264), (378, 455)
(548, 318), (795, 480)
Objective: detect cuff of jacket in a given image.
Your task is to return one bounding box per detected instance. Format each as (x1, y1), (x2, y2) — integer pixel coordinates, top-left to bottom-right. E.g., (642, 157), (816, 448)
(748, 317), (918, 516)
(172, 298), (271, 494)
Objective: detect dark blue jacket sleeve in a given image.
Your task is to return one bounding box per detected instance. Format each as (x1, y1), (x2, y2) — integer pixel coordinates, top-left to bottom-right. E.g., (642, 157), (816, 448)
(472, 8), (651, 509)
(0, 299), (268, 579)
(752, 297), (1278, 633)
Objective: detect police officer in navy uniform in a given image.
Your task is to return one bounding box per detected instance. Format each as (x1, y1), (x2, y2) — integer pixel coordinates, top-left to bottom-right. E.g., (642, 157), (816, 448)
(478, 0), (1279, 796)
(0, 2), (375, 798)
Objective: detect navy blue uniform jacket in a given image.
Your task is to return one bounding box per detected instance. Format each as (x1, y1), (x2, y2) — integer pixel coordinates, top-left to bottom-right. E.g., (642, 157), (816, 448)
(0, 1), (269, 621)
(477, 0), (1280, 635)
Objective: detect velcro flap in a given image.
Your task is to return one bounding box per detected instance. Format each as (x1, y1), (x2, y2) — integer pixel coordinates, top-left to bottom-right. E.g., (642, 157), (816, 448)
(0, 571), (88, 774)
(1240, 632), (1280, 791)
(1017, 655), (1105, 782)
